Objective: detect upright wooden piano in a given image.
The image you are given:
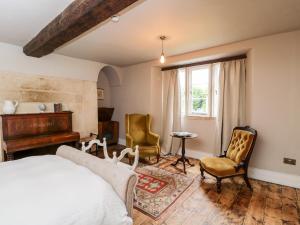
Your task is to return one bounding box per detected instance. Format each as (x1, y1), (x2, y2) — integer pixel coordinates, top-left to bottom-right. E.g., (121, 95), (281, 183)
(1, 111), (80, 161)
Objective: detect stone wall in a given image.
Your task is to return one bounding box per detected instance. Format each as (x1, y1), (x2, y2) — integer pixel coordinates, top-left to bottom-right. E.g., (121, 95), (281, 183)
(0, 71), (98, 161)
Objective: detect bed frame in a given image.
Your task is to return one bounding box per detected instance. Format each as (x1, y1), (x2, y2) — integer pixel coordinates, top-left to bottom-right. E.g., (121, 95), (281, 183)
(56, 145), (137, 217)
(81, 138), (139, 170)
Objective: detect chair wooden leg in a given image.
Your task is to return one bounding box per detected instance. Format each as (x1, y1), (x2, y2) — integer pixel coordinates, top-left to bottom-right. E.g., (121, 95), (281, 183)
(156, 154), (160, 163)
(243, 174), (252, 191)
(216, 178), (222, 193)
(200, 167), (205, 179)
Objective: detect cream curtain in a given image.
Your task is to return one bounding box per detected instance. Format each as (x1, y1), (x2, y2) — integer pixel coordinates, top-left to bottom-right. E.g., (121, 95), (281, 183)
(216, 59), (246, 154)
(161, 69), (182, 155)
(0, 116), (3, 161)
(0, 152), (3, 162)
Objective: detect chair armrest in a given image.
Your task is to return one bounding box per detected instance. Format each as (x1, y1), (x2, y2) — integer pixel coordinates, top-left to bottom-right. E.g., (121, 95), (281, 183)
(126, 134), (133, 148)
(147, 131), (160, 146)
(234, 161), (246, 172)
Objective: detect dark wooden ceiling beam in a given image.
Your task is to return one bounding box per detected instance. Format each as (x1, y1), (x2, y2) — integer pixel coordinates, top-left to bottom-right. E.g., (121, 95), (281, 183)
(23, 0), (139, 57)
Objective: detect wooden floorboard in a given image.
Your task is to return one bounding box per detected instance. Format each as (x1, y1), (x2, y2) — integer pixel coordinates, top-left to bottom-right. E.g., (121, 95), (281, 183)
(133, 157), (300, 225)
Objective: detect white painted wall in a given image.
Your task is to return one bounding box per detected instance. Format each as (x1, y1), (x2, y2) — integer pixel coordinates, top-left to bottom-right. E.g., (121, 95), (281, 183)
(0, 42), (104, 81)
(111, 62), (153, 138)
(150, 67), (163, 136)
(114, 30), (300, 178)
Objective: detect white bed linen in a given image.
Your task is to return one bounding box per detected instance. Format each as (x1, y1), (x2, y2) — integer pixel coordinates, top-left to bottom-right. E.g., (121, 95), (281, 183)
(0, 155), (132, 225)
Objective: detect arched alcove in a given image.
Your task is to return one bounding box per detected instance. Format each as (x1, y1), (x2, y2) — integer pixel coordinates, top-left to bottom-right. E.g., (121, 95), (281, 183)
(97, 65), (121, 107)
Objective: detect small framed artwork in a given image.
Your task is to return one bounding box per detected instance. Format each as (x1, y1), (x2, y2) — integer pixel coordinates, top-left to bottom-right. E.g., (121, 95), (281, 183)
(97, 88), (104, 100)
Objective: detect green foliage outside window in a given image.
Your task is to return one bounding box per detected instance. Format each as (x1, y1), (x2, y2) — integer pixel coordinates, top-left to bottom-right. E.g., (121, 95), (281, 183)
(192, 87), (208, 113)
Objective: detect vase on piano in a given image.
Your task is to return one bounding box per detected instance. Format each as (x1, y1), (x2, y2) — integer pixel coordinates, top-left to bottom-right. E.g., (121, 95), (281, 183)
(2, 100), (18, 114)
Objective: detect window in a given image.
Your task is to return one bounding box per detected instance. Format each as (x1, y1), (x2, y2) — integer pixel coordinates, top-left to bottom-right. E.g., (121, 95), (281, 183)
(180, 63), (220, 117)
(189, 66), (210, 115)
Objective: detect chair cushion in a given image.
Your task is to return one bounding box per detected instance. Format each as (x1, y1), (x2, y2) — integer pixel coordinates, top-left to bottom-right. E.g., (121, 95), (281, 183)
(128, 145), (159, 158)
(200, 157), (245, 177)
(226, 130), (254, 164)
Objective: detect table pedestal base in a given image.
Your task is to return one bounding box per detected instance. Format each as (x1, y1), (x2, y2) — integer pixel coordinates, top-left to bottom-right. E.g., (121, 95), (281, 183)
(171, 137), (195, 174)
(171, 156), (194, 174)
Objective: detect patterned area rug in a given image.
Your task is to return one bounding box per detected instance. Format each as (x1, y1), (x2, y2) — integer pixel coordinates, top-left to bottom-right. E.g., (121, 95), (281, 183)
(134, 165), (194, 219)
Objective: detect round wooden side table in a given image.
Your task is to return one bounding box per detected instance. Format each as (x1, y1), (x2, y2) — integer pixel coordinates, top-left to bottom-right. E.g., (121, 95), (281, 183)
(170, 132), (198, 174)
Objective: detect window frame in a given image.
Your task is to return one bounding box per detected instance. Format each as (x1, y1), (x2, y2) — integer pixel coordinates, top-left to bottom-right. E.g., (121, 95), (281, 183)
(185, 64), (215, 118)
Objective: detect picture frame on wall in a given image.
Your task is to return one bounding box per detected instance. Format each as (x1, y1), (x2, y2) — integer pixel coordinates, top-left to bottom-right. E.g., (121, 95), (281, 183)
(97, 88), (104, 100)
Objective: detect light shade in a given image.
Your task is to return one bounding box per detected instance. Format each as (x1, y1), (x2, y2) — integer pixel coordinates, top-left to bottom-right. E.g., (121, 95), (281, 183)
(159, 35), (167, 64)
(160, 53), (165, 64)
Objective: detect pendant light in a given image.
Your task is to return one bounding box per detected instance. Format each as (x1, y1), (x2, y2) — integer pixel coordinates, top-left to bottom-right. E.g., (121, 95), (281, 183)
(159, 36), (167, 64)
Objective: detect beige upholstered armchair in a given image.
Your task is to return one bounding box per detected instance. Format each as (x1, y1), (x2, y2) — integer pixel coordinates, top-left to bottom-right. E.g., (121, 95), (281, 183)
(200, 126), (257, 193)
(125, 114), (160, 163)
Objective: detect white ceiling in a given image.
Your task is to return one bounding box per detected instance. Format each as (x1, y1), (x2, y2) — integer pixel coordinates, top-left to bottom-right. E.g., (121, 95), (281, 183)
(1, 0), (300, 66)
(0, 0), (73, 46)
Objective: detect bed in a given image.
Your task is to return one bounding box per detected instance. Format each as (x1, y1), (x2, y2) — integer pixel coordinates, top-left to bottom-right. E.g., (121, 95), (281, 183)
(0, 145), (137, 225)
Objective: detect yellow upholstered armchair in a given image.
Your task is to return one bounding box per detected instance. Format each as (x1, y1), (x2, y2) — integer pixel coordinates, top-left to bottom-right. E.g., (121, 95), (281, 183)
(125, 114), (160, 164)
(200, 126), (257, 193)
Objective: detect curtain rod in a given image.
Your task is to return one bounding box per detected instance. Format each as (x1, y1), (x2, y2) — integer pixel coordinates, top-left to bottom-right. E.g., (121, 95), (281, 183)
(161, 54), (247, 71)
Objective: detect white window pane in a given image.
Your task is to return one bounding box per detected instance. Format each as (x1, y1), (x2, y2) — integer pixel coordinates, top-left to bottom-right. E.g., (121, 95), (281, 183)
(191, 67), (209, 115)
(192, 98), (208, 114)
